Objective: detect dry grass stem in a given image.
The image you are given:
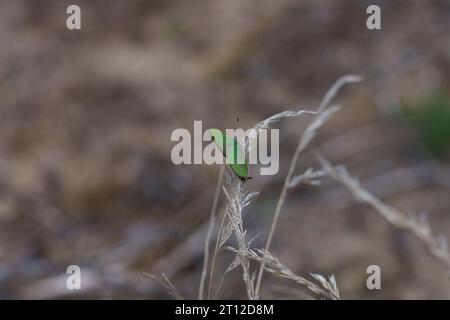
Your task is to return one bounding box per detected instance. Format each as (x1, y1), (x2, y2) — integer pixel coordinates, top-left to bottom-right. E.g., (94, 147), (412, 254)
(222, 171), (259, 299)
(145, 273), (184, 300)
(289, 165), (344, 188)
(233, 248), (340, 300)
(199, 166), (225, 300)
(255, 75), (362, 297)
(319, 156), (450, 273)
(246, 110), (317, 151)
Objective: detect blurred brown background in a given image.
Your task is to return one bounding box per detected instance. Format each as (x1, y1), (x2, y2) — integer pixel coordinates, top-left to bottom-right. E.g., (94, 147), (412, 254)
(1, 0), (450, 299)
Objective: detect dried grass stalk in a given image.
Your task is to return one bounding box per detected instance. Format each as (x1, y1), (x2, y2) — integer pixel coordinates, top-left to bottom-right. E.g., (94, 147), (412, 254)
(199, 166), (225, 300)
(255, 75), (362, 297)
(232, 248), (340, 300)
(289, 165), (344, 188)
(319, 155), (450, 273)
(221, 171), (259, 299)
(246, 110), (317, 151)
(145, 272), (184, 300)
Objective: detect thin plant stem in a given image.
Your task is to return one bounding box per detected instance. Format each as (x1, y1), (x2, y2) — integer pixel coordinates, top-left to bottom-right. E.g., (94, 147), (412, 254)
(208, 196), (228, 299)
(320, 155), (450, 273)
(254, 75), (362, 297)
(254, 132), (304, 296)
(198, 166), (225, 300)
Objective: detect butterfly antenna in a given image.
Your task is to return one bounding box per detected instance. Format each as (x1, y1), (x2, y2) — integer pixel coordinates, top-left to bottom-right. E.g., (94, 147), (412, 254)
(233, 117), (240, 130)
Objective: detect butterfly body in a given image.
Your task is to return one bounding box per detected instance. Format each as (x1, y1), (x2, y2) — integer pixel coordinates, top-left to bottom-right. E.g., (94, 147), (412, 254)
(209, 128), (251, 182)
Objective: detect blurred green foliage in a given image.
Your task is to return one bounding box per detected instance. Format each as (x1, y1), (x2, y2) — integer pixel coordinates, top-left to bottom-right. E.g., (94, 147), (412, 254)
(402, 93), (450, 158)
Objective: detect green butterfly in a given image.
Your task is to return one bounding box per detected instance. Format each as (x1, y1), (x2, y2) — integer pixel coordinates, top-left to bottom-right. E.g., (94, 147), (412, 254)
(209, 127), (252, 183)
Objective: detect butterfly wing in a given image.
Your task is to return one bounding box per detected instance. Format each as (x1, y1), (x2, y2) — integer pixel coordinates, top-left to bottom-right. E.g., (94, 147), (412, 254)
(226, 136), (249, 179)
(209, 128), (250, 181)
(209, 128), (226, 156)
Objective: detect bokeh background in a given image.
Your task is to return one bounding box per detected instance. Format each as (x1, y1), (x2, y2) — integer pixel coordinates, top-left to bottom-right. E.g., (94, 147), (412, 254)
(1, 0), (450, 299)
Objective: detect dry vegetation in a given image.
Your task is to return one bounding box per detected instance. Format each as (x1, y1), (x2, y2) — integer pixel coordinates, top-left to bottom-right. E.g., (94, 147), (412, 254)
(154, 75), (450, 300)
